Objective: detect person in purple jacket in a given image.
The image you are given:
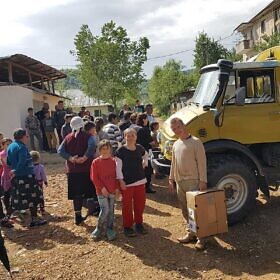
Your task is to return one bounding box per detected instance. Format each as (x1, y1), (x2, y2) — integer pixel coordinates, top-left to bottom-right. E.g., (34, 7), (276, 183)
(30, 151), (48, 214)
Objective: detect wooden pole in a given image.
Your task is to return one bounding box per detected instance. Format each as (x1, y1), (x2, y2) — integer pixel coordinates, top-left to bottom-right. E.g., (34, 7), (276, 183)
(29, 72), (32, 86)
(9, 61), (50, 81)
(51, 81), (55, 94)
(8, 63), (13, 84)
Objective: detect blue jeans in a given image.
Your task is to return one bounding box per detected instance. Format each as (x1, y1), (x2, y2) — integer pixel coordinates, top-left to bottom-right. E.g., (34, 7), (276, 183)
(97, 194), (115, 231)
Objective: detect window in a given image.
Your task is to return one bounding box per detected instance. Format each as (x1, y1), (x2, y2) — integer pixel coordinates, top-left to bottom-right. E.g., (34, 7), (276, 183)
(261, 20), (266, 33)
(224, 73), (236, 103)
(246, 77), (255, 98)
(255, 76), (272, 97)
(192, 70), (219, 106)
(238, 70), (275, 104)
(94, 109), (101, 117)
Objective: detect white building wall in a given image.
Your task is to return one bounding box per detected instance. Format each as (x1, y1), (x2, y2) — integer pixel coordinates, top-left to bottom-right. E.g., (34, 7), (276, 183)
(72, 105), (110, 116)
(0, 86), (33, 138)
(0, 86), (61, 138)
(32, 92), (60, 113)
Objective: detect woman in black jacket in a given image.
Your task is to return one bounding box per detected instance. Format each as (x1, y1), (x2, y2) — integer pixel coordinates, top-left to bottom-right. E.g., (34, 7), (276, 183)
(136, 113), (156, 193)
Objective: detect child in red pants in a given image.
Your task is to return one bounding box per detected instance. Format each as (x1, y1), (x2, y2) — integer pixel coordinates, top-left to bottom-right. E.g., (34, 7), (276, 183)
(115, 128), (148, 237)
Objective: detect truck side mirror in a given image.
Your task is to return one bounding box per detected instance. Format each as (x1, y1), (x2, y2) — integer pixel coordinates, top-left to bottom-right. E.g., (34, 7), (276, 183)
(235, 87), (246, 106)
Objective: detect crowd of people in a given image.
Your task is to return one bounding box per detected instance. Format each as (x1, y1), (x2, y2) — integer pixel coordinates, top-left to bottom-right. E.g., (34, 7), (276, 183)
(0, 101), (162, 230)
(0, 98), (209, 275)
(24, 100), (96, 152)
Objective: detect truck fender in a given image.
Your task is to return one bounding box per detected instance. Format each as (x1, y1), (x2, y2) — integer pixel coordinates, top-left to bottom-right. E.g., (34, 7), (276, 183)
(204, 140), (269, 196)
(204, 139), (264, 176)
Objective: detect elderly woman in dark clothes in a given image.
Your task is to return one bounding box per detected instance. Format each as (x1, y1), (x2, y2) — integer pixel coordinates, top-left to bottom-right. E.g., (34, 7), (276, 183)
(136, 113), (156, 194)
(7, 129), (46, 227)
(58, 116), (96, 225)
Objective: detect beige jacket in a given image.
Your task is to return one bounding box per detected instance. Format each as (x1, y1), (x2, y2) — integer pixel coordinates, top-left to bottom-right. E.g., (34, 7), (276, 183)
(169, 136), (207, 183)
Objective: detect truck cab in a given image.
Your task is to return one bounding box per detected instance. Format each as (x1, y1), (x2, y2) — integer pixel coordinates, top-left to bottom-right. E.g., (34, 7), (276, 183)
(152, 47), (280, 224)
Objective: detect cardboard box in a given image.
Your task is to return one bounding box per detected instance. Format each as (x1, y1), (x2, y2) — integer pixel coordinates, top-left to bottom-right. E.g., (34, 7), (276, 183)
(186, 190), (228, 238)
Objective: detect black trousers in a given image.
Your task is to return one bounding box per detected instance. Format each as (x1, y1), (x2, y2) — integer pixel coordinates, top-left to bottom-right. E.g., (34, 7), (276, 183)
(145, 160), (153, 189)
(73, 199), (83, 213)
(41, 126), (50, 151)
(57, 126), (63, 144)
(0, 200), (4, 220)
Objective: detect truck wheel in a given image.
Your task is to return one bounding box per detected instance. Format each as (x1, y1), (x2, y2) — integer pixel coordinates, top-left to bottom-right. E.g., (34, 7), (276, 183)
(207, 155), (256, 225)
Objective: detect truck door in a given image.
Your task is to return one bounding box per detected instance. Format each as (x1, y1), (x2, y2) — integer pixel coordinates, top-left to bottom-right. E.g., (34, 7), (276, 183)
(220, 68), (280, 144)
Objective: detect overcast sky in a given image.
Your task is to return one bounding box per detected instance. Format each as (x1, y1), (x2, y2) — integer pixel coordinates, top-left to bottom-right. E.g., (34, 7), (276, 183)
(0, 0), (272, 77)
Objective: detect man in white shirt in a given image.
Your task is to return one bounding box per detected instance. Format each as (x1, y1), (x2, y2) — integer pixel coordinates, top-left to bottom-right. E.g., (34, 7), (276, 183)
(169, 117), (207, 250)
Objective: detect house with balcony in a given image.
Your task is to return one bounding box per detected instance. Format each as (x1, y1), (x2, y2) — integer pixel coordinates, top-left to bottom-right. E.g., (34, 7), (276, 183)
(235, 0), (280, 60)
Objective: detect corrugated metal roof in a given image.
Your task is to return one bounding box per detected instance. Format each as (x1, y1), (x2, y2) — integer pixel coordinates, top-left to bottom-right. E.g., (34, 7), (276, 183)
(25, 85), (70, 100)
(0, 54), (66, 80)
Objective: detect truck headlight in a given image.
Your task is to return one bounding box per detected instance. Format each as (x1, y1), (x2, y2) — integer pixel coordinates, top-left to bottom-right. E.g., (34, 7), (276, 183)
(164, 140), (174, 154)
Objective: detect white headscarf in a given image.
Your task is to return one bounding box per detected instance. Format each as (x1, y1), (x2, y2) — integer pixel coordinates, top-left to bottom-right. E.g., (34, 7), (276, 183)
(70, 116), (84, 137)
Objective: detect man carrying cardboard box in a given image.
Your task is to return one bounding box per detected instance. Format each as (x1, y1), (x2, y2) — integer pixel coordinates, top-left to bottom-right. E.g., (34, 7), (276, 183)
(169, 117), (207, 250)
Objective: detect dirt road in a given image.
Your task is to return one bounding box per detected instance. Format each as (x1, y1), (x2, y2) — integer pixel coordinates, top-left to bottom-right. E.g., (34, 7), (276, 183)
(0, 163), (279, 279)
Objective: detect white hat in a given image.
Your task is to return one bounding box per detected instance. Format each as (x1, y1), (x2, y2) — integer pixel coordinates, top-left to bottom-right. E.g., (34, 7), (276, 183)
(70, 116), (84, 131)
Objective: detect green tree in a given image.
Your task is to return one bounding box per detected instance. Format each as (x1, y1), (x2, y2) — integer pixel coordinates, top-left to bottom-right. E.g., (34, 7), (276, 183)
(72, 22), (150, 111)
(254, 32), (280, 52)
(226, 48), (242, 62)
(148, 59), (197, 116)
(193, 32), (242, 70)
(55, 68), (81, 93)
(193, 32), (230, 70)
(55, 69), (82, 107)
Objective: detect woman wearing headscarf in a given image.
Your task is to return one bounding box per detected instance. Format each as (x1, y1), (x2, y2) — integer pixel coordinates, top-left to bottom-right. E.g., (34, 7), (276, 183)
(7, 129), (46, 227)
(58, 116), (96, 225)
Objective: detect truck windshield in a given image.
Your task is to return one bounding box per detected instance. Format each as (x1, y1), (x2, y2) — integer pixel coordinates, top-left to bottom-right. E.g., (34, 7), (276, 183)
(192, 70), (219, 106)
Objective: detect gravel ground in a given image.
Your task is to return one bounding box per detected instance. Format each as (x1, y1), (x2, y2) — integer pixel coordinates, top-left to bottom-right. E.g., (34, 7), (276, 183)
(0, 162), (279, 280)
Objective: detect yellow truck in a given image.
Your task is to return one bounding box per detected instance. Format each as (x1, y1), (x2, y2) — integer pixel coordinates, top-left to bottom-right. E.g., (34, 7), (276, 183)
(152, 46), (280, 225)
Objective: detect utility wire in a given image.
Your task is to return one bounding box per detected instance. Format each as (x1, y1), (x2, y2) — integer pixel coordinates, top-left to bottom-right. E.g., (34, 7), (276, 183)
(146, 32), (235, 61)
(217, 32), (235, 42)
(147, 48), (194, 60)
(50, 32), (236, 66)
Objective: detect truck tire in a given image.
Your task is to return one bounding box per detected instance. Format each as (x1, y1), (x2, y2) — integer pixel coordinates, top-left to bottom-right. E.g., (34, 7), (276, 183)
(207, 154), (256, 225)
